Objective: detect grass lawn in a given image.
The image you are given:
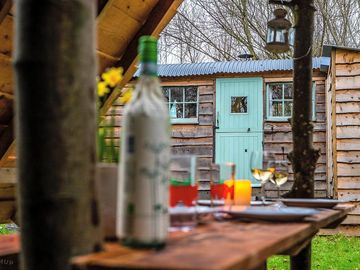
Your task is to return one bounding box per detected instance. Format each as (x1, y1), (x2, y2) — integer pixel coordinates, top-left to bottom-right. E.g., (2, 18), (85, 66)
(268, 234), (360, 270)
(0, 224), (11, 234)
(0, 224), (16, 234)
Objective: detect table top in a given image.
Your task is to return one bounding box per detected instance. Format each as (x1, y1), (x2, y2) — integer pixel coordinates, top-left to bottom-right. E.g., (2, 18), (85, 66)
(71, 204), (354, 270)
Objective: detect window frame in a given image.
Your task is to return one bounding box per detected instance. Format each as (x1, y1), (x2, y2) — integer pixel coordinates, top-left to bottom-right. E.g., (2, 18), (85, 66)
(266, 82), (316, 121)
(163, 86), (199, 124)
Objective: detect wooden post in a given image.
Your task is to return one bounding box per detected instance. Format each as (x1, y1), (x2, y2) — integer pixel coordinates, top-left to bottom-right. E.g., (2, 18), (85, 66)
(269, 0), (320, 198)
(285, 0), (320, 198)
(268, 2), (319, 266)
(290, 242), (312, 270)
(14, 1), (101, 270)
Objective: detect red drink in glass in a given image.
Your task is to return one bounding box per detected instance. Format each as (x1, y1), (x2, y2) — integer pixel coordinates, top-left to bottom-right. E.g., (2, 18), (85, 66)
(169, 185), (198, 207)
(210, 183), (224, 200)
(223, 180), (234, 201)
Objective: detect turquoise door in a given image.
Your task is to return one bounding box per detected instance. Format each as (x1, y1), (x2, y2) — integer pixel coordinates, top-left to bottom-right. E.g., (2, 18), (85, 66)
(215, 78), (263, 184)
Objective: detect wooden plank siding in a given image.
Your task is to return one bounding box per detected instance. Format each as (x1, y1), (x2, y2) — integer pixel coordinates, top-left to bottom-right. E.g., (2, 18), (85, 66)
(104, 72), (329, 199)
(102, 80), (215, 199)
(263, 77), (327, 198)
(332, 48), (360, 225)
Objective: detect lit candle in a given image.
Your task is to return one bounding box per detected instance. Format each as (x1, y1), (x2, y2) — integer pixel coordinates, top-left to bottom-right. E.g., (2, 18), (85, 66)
(234, 180), (252, 205)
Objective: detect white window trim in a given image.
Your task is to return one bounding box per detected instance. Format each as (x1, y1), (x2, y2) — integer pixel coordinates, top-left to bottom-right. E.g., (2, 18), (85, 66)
(163, 86), (199, 124)
(266, 82), (316, 121)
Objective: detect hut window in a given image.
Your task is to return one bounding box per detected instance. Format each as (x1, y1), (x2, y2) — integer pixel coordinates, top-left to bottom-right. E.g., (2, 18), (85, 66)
(267, 82), (316, 120)
(163, 86), (198, 124)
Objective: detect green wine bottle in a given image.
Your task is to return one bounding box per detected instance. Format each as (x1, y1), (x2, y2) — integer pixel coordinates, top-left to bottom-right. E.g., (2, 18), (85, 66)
(117, 36), (170, 249)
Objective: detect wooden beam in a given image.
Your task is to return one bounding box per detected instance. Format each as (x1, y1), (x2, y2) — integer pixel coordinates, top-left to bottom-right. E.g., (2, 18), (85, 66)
(0, 52), (11, 60)
(0, 0), (11, 24)
(0, 90), (13, 99)
(117, 0), (182, 73)
(0, 140), (15, 167)
(99, 0), (183, 116)
(331, 50), (338, 198)
(96, 0), (108, 15)
(0, 118), (13, 161)
(0, 167), (16, 184)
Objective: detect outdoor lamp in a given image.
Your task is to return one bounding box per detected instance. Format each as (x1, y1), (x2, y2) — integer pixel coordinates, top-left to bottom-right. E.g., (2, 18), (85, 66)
(265, 8), (292, 53)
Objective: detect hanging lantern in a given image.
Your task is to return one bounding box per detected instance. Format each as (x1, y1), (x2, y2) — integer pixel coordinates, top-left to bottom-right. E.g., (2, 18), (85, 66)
(265, 8), (292, 53)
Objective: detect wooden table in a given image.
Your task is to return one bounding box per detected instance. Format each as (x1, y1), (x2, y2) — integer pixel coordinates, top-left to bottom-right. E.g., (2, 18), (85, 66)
(72, 204), (353, 270)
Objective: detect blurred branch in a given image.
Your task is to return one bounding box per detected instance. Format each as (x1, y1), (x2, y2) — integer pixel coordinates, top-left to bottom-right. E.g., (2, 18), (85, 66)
(268, 0), (296, 6)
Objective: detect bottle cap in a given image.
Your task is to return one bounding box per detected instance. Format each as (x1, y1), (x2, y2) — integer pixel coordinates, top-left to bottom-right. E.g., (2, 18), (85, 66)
(138, 36), (157, 63)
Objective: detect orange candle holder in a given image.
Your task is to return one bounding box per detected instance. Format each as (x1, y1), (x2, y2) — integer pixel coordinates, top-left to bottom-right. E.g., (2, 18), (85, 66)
(234, 179), (252, 206)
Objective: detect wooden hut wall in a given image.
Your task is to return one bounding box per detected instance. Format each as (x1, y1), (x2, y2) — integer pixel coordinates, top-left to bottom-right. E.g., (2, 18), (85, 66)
(102, 80), (215, 199)
(263, 72), (327, 198)
(330, 48), (360, 225)
(104, 72), (328, 199)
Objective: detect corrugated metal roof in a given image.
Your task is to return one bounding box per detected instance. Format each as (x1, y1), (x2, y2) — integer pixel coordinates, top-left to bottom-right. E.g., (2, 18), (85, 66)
(134, 57), (327, 78)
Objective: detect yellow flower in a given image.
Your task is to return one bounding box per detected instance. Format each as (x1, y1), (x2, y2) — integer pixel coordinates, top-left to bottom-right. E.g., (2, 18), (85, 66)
(101, 67), (123, 87)
(97, 81), (109, 97)
(119, 89), (133, 104)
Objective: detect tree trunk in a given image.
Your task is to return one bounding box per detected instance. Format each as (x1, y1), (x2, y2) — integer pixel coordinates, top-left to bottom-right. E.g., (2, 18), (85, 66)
(286, 0), (320, 198)
(14, 1), (101, 270)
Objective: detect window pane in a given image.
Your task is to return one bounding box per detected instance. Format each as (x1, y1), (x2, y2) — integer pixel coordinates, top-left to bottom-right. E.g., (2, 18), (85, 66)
(176, 103), (183, 118)
(184, 103), (197, 118)
(163, 87), (169, 102)
(275, 29), (286, 42)
(270, 84), (282, 99)
(185, 87), (197, 102)
(284, 84), (293, 99)
(169, 103), (177, 118)
(170, 87), (183, 102)
(231, 96), (247, 113)
(271, 101), (282, 116)
(267, 28), (274, 42)
(169, 103), (184, 118)
(284, 101), (292, 116)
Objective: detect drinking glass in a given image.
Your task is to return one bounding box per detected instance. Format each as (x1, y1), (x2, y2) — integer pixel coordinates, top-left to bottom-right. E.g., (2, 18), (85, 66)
(210, 163), (224, 203)
(269, 160), (289, 199)
(222, 163), (236, 206)
(250, 151), (275, 202)
(169, 155), (199, 231)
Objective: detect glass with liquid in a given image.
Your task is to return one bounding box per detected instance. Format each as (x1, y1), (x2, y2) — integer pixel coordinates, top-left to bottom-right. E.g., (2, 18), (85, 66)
(210, 163), (224, 201)
(169, 155), (199, 231)
(250, 151), (275, 202)
(269, 160), (289, 198)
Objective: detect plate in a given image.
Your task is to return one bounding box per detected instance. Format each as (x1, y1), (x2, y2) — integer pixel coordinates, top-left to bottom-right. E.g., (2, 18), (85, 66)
(197, 200), (273, 207)
(197, 199), (224, 207)
(222, 206), (319, 222)
(279, 198), (342, 209)
(250, 201), (274, 206)
(169, 206), (217, 217)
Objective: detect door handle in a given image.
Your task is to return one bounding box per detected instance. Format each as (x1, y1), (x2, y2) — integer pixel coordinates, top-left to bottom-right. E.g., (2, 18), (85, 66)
(215, 112), (220, 129)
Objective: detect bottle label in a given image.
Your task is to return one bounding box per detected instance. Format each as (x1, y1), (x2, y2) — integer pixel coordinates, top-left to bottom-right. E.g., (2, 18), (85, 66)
(117, 114), (170, 244)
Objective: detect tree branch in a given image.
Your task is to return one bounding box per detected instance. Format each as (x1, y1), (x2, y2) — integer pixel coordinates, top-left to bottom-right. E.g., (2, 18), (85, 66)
(268, 0), (296, 7)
